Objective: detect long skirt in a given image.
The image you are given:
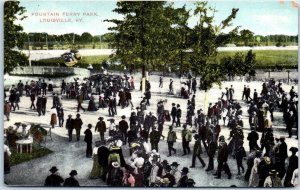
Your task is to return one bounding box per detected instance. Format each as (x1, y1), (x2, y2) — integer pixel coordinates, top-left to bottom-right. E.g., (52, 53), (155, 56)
(50, 113), (57, 125)
(89, 154), (103, 179)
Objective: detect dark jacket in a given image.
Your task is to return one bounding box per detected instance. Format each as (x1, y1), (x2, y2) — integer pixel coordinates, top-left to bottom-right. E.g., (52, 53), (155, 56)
(193, 139), (203, 155)
(162, 173), (176, 187)
(208, 141), (217, 157)
(217, 143), (229, 162)
(44, 174), (64, 186)
(63, 177), (79, 187)
(171, 107), (177, 117)
(66, 118), (74, 130)
(73, 118), (83, 130)
(119, 120), (129, 133)
(150, 130), (160, 144)
(84, 129), (93, 143)
(95, 121), (106, 133)
(178, 175), (188, 187)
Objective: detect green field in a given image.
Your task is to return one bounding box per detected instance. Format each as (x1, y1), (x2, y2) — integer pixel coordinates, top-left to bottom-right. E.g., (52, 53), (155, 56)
(31, 50), (298, 70)
(217, 50), (298, 69)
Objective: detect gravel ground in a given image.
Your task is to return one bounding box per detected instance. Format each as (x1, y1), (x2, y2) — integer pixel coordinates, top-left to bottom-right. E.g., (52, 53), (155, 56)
(4, 73), (298, 187)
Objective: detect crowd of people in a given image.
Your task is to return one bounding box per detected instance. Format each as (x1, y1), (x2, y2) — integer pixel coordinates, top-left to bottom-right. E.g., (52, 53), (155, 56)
(4, 73), (298, 187)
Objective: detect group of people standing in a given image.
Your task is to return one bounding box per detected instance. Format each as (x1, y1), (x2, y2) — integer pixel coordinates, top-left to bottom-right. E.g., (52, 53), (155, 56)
(4, 73), (298, 187)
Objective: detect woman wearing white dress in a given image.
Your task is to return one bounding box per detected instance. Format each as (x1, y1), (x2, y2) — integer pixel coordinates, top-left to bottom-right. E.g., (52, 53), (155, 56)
(249, 151), (262, 187)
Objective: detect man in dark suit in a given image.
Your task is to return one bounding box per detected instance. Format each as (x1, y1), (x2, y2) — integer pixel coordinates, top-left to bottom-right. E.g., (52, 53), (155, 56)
(73, 114), (83, 141)
(215, 138), (231, 179)
(66, 114), (74, 142)
(95, 117), (106, 141)
(84, 124), (93, 158)
(44, 166), (64, 186)
(171, 103), (177, 126)
(119, 115), (129, 145)
(176, 104), (181, 127)
(63, 170), (80, 187)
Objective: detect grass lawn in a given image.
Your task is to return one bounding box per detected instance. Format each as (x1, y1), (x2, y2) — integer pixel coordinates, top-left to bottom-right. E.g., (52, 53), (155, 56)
(10, 143), (53, 166)
(31, 50), (298, 69)
(217, 50), (298, 68)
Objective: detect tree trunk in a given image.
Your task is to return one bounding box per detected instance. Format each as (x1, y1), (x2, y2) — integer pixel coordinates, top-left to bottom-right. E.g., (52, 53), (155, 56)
(204, 90), (209, 114)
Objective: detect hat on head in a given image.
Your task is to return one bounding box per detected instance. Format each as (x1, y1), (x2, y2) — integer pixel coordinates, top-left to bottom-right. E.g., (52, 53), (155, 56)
(177, 104), (180, 107)
(172, 103), (175, 106)
(194, 134), (199, 139)
(183, 124), (187, 128)
(165, 165), (172, 172)
(22, 124), (27, 128)
(76, 113), (80, 117)
(161, 160), (169, 165)
(112, 161), (120, 168)
(289, 147), (298, 153)
(68, 114), (72, 117)
(181, 167), (189, 174)
(49, 166), (59, 173)
(98, 117), (103, 120)
(69, 170), (78, 176)
(121, 115), (126, 119)
(280, 136), (285, 140)
(136, 106), (140, 110)
(87, 124), (92, 128)
(15, 122), (21, 126)
(171, 162), (180, 167)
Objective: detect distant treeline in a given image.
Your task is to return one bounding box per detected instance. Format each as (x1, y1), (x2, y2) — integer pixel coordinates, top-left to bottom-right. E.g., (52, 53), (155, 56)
(21, 32), (298, 50)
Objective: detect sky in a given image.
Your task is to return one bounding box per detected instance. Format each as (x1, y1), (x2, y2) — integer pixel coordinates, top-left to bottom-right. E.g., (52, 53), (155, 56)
(17, 0), (299, 36)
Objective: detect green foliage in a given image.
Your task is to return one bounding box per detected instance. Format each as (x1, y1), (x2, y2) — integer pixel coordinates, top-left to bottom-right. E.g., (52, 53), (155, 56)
(10, 144), (53, 166)
(220, 50), (256, 78)
(4, 1), (28, 73)
(190, 1), (239, 91)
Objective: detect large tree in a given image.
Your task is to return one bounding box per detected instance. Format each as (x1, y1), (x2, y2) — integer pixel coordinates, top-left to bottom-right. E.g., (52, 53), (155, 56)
(4, 1), (28, 73)
(190, 2), (239, 110)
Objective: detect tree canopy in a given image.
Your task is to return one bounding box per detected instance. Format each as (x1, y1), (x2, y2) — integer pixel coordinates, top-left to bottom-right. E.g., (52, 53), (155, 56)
(4, 0), (28, 73)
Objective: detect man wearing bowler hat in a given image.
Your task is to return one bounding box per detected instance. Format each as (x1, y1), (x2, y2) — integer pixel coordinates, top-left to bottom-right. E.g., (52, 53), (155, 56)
(178, 167), (189, 187)
(63, 170), (80, 187)
(284, 147), (298, 187)
(119, 115), (129, 145)
(95, 117), (106, 141)
(44, 166), (64, 186)
(66, 114), (74, 142)
(190, 134), (206, 168)
(73, 113), (83, 141)
(84, 124), (93, 158)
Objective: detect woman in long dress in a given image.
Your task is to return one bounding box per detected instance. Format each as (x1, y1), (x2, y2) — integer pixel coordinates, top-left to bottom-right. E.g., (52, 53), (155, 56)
(50, 108), (57, 128)
(4, 143), (11, 174)
(249, 152), (262, 187)
(89, 147), (103, 179)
